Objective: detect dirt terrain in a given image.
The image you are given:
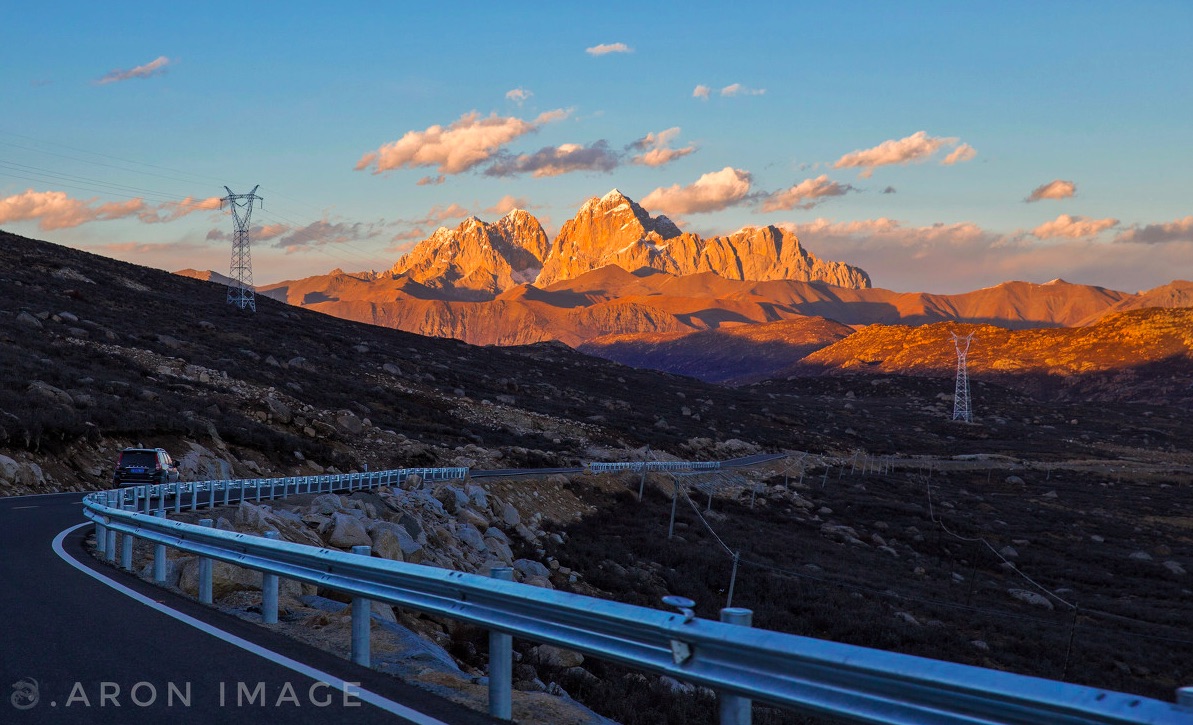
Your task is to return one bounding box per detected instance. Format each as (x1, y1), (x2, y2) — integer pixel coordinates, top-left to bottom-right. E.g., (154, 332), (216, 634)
(4, 230), (1191, 723)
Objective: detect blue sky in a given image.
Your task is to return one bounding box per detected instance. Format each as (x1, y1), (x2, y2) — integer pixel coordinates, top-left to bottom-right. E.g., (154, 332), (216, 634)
(2, 1), (1191, 293)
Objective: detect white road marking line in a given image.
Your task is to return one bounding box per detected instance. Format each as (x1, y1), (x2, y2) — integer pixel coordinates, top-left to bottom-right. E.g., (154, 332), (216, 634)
(11, 505), (39, 510)
(52, 522), (451, 725)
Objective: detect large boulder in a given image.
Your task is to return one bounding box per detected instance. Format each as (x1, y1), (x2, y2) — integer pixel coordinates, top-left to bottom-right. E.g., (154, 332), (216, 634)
(456, 524), (487, 552)
(0, 455), (20, 485)
(327, 512), (371, 548)
(513, 558), (551, 579)
(179, 559), (261, 600)
(370, 527), (405, 562)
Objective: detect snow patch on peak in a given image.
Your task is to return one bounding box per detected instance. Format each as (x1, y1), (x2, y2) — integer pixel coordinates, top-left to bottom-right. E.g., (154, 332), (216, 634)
(1043, 278), (1068, 286)
(601, 188), (627, 202)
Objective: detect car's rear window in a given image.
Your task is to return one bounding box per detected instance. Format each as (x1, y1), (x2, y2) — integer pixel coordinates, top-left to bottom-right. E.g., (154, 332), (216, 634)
(118, 451), (157, 467)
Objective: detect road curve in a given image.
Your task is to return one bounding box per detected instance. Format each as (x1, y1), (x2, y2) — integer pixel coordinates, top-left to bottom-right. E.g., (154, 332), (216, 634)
(1, 454), (788, 722)
(0, 492), (496, 724)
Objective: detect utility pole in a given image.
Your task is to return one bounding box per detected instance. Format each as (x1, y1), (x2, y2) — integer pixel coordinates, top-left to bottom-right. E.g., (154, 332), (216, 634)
(951, 332), (975, 423)
(221, 185), (263, 312)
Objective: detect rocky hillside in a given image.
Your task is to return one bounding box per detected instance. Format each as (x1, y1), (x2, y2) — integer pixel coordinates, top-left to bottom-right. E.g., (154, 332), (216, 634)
(787, 307), (1193, 403)
(0, 228), (807, 496)
(579, 317), (855, 384)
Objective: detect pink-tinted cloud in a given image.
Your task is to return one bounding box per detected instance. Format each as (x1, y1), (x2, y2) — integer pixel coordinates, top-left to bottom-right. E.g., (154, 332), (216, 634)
(1025, 179), (1077, 202)
(141, 195), (222, 223)
(485, 195), (532, 215)
(485, 141), (619, 177)
(640, 167), (752, 215)
(586, 43), (632, 56)
(0, 189), (153, 230)
(833, 131), (961, 178)
(391, 227), (427, 243)
(95, 56), (171, 85)
(629, 127), (696, 167)
(354, 109), (567, 176)
(941, 143), (977, 166)
(1114, 216), (1193, 245)
(416, 175), (445, 186)
(1032, 213), (1118, 239)
(692, 85), (711, 100)
(720, 83), (765, 97)
(761, 175), (855, 212)
(505, 87), (532, 105)
(782, 216), (1193, 293)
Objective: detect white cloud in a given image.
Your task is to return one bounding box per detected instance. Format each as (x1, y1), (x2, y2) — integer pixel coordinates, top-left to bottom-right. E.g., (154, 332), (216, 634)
(95, 56), (171, 85)
(505, 87), (532, 106)
(761, 175), (855, 212)
(1032, 213), (1118, 239)
(941, 143), (977, 166)
(353, 109), (568, 176)
(720, 83), (765, 97)
(692, 85), (711, 100)
(586, 43), (632, 56)
(629, 127), (696, 167)
(833, 131), (961, 178)
(1025, 179), (1077, 202)
(640, 167), (752, 215)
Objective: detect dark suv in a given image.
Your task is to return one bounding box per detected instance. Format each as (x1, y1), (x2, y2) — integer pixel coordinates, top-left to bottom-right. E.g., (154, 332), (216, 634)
(112, 447), (180, 487)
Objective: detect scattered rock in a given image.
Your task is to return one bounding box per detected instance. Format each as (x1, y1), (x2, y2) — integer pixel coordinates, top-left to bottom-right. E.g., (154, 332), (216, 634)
(1007, 588), (1054, 610)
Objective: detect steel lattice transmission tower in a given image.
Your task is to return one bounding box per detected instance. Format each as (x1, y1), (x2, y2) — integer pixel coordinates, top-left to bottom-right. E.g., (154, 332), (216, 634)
(220, 185), (263, 312)
(951, 332), (975, 423)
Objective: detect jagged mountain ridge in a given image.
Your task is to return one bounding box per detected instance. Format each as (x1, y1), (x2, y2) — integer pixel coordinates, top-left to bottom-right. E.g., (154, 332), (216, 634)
(535, 189), (870, 288)
(379, 189), (871, 298)
(387, 209), (549, 300)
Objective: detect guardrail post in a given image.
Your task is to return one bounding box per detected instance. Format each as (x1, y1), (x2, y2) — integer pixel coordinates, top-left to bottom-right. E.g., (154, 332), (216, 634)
(198, 519), (214, 604)
(173, 484), (182, 514)
(224, 480), (231, 506)
(152, 509), (168, 582)
(95, 516), (107, 555)
(261, 531), (280, 624)
(1178, 686), (1193, 708)
(105, 492), (118, 562)
(719, 607), (753, 725)
(351, 545), (372, 667)
(144, 486), (152, 514)
(121, 525), (134, 571)
(256, 479), (262, 502)
(488, 566), (514, 720)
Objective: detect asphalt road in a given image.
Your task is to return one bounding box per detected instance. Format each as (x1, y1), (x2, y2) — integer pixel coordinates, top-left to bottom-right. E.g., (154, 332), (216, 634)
(0, 454), (787, 723)
(0, 492), (496, 725)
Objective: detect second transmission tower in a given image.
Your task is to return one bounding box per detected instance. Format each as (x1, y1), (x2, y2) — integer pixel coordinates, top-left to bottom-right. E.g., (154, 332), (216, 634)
(221, 185), (263, 312)
(951, 332), (975, 423)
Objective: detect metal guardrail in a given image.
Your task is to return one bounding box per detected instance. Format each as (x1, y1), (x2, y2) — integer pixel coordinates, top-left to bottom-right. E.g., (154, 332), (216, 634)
(80, 466), (1193, 724)
(587, 460), (721, 473)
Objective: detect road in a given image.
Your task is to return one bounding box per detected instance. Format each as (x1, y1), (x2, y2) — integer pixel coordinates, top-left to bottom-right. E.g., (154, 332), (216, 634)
(0, 453), (787, 723)
(0, 492), (496, 724)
